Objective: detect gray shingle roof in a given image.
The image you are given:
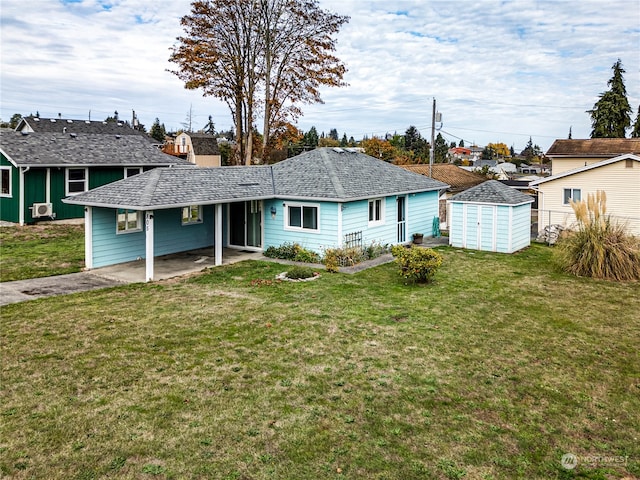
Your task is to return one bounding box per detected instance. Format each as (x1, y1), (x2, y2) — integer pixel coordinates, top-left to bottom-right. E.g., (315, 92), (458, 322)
(449, 180), (533, 205)
(0, 130), (191, 167)
(66, 166), (274, 209)
(64, 148), (449, 209)
(16, 116), (147, 136)
(272, 148), (448, 200)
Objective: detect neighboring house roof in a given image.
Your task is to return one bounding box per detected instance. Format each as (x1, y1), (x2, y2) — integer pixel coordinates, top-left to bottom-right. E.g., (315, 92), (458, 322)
(15, 116), (147, 136)
(399, 164), (485, 193)
(185, 133), (220, 155)
(546, 138), (640, 158)
(530, 153), (640, 186)
(0, 130), (192, 167)
(449, 180), (534, 205)
(64, 147), (449, 209)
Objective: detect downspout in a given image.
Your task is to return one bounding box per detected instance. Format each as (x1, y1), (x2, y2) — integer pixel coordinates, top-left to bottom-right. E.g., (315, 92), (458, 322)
(19, 166), (30, 226)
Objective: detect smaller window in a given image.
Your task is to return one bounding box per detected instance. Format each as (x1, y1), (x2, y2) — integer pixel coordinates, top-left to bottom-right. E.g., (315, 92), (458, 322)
(182, 205), (203, 225)
(625, 159), (634, 168)
(368, 198), (384, 225)
(125, 167), (142, 178)
(1, 167), (11, 197)
(66, 168), (88, 195)
(116, 209), (141, 233)
(285, 204), (319, 231)
(563, 188), (581, 205)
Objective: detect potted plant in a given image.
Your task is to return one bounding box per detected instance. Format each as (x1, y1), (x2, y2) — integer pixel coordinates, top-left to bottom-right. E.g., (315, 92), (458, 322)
(412, 233), (424, 244)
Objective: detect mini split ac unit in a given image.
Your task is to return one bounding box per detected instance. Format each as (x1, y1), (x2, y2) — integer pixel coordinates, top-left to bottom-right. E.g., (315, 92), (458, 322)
(32, 202), (53, 218)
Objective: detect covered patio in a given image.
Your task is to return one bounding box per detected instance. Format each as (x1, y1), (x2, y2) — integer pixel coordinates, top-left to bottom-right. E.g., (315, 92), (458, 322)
(92, 247), (264, 283)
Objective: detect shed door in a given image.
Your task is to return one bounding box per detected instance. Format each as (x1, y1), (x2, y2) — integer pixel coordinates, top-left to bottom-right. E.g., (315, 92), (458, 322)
(479, 205), (497, 251)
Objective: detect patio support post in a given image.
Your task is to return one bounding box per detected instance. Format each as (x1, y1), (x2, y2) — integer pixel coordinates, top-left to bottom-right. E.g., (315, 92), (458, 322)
(215, 203), (223, 266)
(145, 210), (154, 282)
(84, 207), (93, 269)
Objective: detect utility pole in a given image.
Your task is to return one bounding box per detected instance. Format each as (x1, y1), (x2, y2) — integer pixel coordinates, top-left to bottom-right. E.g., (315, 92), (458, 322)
(429, 98), (436, 177)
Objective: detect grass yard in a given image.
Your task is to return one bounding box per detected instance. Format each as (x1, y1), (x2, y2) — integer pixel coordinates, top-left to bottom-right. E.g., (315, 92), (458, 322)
(0, 224), (85, 281)
(1, 241), (639, 479)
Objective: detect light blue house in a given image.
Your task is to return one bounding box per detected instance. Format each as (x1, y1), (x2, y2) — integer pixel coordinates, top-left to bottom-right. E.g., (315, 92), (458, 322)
(448, 180), (533, 253)
(64, 148), (448, 280)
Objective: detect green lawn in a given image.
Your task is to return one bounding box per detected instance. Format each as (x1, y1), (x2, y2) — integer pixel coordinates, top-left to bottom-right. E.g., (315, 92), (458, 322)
(0, 224), (85, 281)
(1, 236), (639, 479)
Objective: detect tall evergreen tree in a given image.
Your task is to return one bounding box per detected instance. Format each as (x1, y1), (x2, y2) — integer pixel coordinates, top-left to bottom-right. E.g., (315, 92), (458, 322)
(149, 118), (167, 142)
(631, 105), (640, 138)
(303, 126), (319, 148)
(587, 59), (632, 138)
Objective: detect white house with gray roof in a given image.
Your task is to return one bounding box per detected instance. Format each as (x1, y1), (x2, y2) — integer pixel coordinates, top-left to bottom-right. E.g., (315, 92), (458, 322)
(64, 148), (448, 281)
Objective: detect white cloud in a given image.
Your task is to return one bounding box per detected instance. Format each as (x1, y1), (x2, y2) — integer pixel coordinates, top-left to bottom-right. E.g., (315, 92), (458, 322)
(1, 0), (638, 151)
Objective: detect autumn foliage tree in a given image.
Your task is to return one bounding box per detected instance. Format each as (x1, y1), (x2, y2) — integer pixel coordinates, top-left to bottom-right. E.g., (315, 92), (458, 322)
(169, 0), (348, 164)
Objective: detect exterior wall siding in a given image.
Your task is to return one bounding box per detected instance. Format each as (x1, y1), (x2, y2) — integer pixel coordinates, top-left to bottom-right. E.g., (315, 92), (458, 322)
(537, 160), (640, 236)
(153, 206), (214, 256)
(91, 207), (146, 268)
(449, 202), (464, 248)
(263, 199), (339, 253)
(0, 154), (20, 223)
(551, 157), (603, 175)
(510, 204), (531, 252)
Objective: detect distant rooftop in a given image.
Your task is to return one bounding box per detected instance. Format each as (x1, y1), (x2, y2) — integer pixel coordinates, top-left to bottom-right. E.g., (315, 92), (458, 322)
(15, 115), (148, 136)
(546, 138), (640, 157)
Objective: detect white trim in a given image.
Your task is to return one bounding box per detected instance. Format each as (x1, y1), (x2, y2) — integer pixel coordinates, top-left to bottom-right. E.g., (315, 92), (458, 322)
(492, 205), (497, 252)
(19, 167), (26, 225)
(337, 203), (343, 247)
(367, 198), (385, 226)
(124, 167), (143, 178)
(530, 153), (640, 186)
(0, 166), (11, 198)
(85, 207), (93, 269)
(116, 209), (142, 234)
(181, 205), (203, 225)
(65, 167), (88, 196)
(215, 204), (223, 266)
(508, 205), (513, 252)
(145, 211), (154, 282)
(283, 202), (320, 232)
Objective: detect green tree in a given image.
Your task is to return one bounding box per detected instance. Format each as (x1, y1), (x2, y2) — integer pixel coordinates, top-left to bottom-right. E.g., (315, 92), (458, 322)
(340, 133), (348, 147)
(328, 128), (339, 141)
(8, 113), (22, 129)
(434, 133), (448, 163)
(587, 59), (632, 138)
(403, 126), (429, 162)
(149, 118), (167, 142)
(458, 139), (464, 147)
(303, 126), (319, 148)
(631, 106), (640, 138)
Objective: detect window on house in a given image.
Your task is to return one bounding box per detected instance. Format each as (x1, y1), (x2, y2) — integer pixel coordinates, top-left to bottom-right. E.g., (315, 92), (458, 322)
(66, 168), (88, 195)
(116, 209), (141, 233)
(368, 198), (384, 225)
(563, 188), (581, 205)
(182, 205), (203, 225)
(286, 204), (318, 231)
(1, 167), (11, 197)
(125, 167), (142, 178)
(626, 159), (634, 168)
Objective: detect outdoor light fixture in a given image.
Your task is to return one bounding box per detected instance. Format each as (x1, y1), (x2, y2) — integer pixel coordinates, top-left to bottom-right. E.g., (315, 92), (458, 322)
(270, 206), (277, 218)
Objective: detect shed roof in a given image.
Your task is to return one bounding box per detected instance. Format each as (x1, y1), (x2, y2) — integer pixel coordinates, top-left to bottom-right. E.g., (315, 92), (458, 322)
(546, 138), (640, 157)
(64, 147), (449, 209)
(0, 130), (191, 167)
(449, 180), (533, 205)
(399, 164), (486, 192)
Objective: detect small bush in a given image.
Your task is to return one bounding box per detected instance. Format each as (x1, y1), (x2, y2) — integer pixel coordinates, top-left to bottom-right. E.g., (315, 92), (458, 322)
(285, 265), (318, 280)
(554, 191), (640, 281)
(264, 242), (320, 263)
(391, 245), (442, 283)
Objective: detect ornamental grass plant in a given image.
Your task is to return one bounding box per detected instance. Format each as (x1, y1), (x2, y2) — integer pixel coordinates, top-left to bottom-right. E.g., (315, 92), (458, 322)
(554, 191), (640, 281)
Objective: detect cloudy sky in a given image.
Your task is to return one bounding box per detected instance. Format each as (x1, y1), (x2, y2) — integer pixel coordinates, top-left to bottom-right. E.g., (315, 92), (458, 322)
(1, 0), (638, 152)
